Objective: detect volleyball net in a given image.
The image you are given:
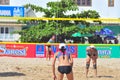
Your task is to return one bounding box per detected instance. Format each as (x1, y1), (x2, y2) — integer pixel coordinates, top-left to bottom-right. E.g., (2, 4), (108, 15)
(0, 17), (120, 43)
(0, 17), (120, 22)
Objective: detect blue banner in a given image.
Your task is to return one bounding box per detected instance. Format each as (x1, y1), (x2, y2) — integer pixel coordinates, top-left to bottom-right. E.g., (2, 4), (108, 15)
(0, 6), (24, 17)
(46, 45), (78, 58)
(36, 45), (45, 57)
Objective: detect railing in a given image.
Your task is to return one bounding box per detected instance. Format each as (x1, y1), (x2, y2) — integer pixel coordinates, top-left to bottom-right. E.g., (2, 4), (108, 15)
(0, 34), (20, 42)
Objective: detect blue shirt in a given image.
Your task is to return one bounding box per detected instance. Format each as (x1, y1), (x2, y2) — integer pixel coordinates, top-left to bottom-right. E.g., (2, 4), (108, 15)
(48, 39), (55, 43)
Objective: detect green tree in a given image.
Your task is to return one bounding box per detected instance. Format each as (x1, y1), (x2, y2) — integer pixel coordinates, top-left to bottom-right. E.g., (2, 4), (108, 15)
(24, 0), (78, 18)
(18, 0), (103, 42)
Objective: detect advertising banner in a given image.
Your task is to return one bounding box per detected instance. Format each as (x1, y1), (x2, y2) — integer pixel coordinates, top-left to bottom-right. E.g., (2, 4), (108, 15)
(106, 46), (120, 58)
(0, 6), (24, 17)
(78, 45), (120, 58)
(0, 44), (36, 57)
(78, 45), (86, 58)
(36, 45), (45, 58)
(43, 45), (78, 58)
(0, 43), (119, 58)
(66, 45), (78, 58)
(97, 46), (112, 58)
(0, 43), (78, 58)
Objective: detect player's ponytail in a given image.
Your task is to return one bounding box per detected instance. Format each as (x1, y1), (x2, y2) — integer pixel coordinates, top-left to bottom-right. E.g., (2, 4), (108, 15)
(61, 46), (66, 59)
(59, 43), (66, 60)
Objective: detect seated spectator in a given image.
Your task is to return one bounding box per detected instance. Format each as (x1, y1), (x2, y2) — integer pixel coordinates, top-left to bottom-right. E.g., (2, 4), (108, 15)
(108, 41), (113, 44)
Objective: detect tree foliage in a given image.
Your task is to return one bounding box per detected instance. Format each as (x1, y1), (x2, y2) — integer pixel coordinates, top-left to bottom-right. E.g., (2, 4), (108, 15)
(18, 0), (103, 42)
(24, 0), (78, 18)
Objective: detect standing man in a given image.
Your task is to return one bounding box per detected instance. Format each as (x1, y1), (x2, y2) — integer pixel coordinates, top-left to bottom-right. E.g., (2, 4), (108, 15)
(86, 44), (98, 78)
(46, 35), (56, 60)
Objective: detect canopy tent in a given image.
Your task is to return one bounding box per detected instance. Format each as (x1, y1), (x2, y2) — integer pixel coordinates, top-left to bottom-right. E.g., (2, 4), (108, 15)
(95, 28), (114, 35)
(72, 32), (93, 37)
(72, 32), (81, 37)
(105, 35), (115, 40)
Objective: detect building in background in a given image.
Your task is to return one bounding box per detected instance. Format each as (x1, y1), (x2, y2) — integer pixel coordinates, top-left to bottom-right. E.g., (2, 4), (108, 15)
(0, 19), (26, 42)
(0, 6), (25, 42)
(0, 0), (10, 5)
(18, 0), (120, 18)
(73, 0), (120, 18)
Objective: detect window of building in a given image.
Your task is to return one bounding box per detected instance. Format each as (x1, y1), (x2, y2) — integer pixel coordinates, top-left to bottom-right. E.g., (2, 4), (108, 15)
(0, 0), (9, 5)
(87, 0), (91, 6)
(74, 0), (92, 6)
(82, 0), (86, 5)
(108, 0), (114, 7)
(0, 27), (4, 34)
(0, 0), (3, 4)
(5, 27), (9, 33)
(4, 0), (9, 5)
(0, 27), (12, 34)
(77, 0), (81, 5)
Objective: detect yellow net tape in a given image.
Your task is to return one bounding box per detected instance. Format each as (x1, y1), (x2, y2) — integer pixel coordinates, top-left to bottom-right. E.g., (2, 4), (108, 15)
(0, 17), (120, 23)
(0, 42), (120, 46)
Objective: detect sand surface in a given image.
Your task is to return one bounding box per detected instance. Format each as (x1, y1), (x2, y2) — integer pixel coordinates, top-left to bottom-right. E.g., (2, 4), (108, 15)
(0, 57), (120, 80)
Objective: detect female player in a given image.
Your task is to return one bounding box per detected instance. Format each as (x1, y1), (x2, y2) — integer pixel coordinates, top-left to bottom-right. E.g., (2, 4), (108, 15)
(46, 35), (55, 60)
(52, 43), (73, 80)
(86, 45), (98, 78)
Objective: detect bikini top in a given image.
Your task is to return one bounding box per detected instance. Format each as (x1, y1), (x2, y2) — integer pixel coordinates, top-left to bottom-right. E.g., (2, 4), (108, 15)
(87, 50), (97, 56)
(57, 51), (70, 59)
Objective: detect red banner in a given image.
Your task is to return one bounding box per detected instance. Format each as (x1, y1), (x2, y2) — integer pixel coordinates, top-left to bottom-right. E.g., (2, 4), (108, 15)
(0, 44), (36, 58)
(0, 43), (77, 58)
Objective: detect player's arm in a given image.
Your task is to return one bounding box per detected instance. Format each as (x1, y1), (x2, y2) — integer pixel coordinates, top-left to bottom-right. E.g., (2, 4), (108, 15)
(52, 52), (57, 79)
(86, 47), (91, 56)
(69, 53), (73, 66)
(95, 48), (98, 58)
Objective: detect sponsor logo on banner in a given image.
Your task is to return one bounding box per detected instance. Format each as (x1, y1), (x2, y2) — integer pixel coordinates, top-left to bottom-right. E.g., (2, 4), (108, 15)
(97, 47), (112, 58)
(0, 44), (6, 53)
(36, 45), (45, 57)
(0, 44), (27, 56)
(66, 45), (77, 58)
(0, 6), (24, 17)
(46, 45), (77, 58)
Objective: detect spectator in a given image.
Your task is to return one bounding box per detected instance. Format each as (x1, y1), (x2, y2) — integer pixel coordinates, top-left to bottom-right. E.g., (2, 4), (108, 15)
(114, 38), (118, 44)
(96, 35), (103, 43)
(103, 38), (107, 44)
(46, 35), (56, 60)
(108, 41), (113, 44)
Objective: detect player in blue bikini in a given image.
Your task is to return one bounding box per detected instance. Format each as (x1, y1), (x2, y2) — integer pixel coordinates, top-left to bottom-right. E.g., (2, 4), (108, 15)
(52, 43), (73, 80)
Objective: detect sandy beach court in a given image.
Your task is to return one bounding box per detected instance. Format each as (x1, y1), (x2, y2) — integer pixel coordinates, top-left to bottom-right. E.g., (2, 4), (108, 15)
(0, 57), (120, 80)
